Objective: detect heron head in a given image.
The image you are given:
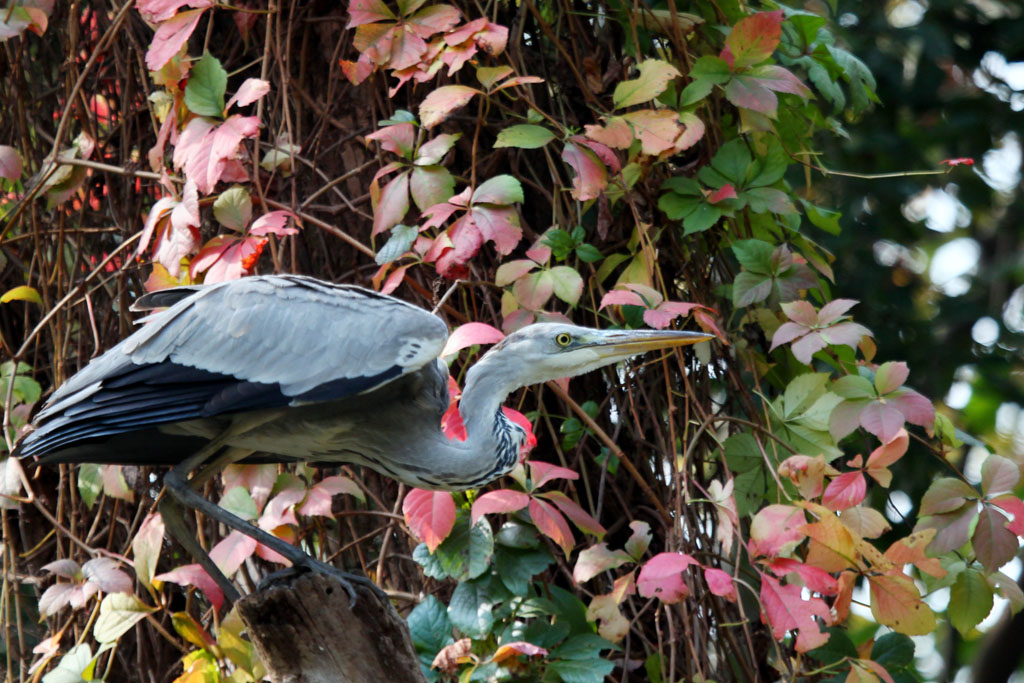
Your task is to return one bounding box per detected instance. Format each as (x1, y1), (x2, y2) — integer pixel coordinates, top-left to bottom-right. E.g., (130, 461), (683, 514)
(479, 322), (715, 388)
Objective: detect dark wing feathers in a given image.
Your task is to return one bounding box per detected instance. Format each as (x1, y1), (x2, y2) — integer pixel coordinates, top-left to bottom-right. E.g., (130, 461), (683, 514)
(17, 275), (449, 463)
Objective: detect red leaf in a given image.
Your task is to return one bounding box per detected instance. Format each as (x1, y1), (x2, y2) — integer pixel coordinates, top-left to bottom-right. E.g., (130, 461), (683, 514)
(403, 489), (456, 552)
(441, 402), (466, 441)
(471, 489), (530, 523)
(991, 495), (1024, 536)
(146, 8), (206, 71)
(722, 11), (782, 69)
(529, 498), (574, 555)
(940, 157), (974, 167)
(380, 264), (409, 295)
(759, 574), (831, 652)
(539, 490), (606, 538)
(707, 184), (738, 204)
(156, 564), (225, 610)
(529, 460), (578, 489)
(366, 122), (416, 158)
(767, 558), (838, 595)
(703, 567), (737, 601)
(822, 471), (867, 511)
(503, 406), (537, 454)
(636, 552), (697, 603)
(137, 0), (213, 23)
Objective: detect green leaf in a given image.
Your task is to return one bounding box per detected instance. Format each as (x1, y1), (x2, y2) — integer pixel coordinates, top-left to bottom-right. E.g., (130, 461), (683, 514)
(495, 520), (542, 549)
(375, 224), (418, 265)
(708, 139), (752, 185)
(870, 632), (915, 671)
(544, 228), (577, 260)
(682, 203), (722, 234)
(832, 375), (875, 400)
(551, 633), (615, 660)
(933, 413), (963, 448)
(801, 200), (842, 235)
(93, 593), (157, 644)
(495, 124), (555, 149)
(732, 465), (768, 517)
(448, 577), (496, 638)
(218, 486), (259, 521)
(782, 372), (831, 419)
(213, 186), (252, 231)
(724, 432), (761, 473)
(550, 266), (584, 305)
(732, 271), (773, 307)
(575, 243), (603, 263)
(949, 569), (993, 635)
(184, 53), (228, 117)
(658, 192), (701, 221)
(613, 59), (682, 109)
(549, 658), (615, 683)
(407, 595), (454, 653)
(732, 239), (774, 273)
(472, 174), (524, 205)
(42, 644), (97, 683)
(494, 546), (553, 594)
(807, 627), (857, 664)
(77, 463), (103, 509)
(414, 512), (494, 581)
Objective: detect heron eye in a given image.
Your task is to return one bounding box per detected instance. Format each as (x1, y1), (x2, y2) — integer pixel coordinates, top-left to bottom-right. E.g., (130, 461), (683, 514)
(555, 332), (572, 347)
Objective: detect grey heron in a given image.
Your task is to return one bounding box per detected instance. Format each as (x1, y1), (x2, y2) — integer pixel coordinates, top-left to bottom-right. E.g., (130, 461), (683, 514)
(16, 274), (713, 603)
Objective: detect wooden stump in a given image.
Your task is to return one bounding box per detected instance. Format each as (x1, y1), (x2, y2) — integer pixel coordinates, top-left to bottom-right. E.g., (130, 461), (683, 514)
(236, 573), (426, 683)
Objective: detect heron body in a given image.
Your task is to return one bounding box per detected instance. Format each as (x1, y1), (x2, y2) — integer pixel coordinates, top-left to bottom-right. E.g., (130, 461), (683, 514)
(18, 274), (712, 490)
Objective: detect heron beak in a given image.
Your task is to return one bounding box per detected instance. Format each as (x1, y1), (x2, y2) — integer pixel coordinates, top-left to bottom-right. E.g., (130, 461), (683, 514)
(583, 328), (715, 360)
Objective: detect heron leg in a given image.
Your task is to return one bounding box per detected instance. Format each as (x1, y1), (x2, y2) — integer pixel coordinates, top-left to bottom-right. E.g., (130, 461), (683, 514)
(158, 493), (241, 604)
(164, 444), (385, 606)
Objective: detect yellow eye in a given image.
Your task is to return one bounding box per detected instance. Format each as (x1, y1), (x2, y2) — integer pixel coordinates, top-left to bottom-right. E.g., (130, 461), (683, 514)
(555, 332), (572, 347)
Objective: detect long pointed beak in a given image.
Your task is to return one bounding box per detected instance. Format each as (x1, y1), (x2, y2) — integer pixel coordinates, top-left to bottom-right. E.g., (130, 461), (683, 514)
(583, 328), (715, 360)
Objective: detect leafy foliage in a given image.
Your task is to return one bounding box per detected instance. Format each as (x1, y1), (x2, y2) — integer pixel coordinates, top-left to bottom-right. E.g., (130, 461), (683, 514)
(1, 0), (1022, 681)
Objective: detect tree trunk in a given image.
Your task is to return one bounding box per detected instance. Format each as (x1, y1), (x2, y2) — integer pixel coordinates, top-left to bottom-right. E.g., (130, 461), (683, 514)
(236, 574), (426, 683)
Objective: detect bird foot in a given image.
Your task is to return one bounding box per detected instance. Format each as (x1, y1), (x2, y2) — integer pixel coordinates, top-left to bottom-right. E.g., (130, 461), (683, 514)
(258, 560), (387, 606)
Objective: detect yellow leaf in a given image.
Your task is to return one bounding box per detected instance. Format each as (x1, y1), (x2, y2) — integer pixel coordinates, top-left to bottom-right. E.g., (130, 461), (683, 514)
(1, 285), (42, 305)
(869, 572), (936, 635)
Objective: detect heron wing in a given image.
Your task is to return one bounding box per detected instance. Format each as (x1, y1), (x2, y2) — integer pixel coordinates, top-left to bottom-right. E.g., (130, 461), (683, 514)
(18, 275), (449, 460)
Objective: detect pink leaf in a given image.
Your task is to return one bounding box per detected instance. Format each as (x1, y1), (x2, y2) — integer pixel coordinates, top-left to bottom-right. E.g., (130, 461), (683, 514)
(372, 171), (411, 236)
(974, 506), (1019, 572)
(81, 558), (132, 594)
(407, 4), (461, 38)
(208, 115), (261, 189)
(818, 321), (872, 348)
(441, 402), (467, 441)
(259, 487), (305, 530)
(873, 361), (909, 395)
(940, 157), (975, 167)
(420, 85), (480, 129)
(251, 210), (299, 237)
(759, 574), (831, 652)
(704, 567), (737, 601)
(346, 0), (394, 27)
(768, 321), (808, 351)
(380, 264), (409, 295)
(572, 543), (632, 583)
(790, 332), (828, 365)
(637, 552), (697, 603)
(513, 270), (554, 311)
(822, 471), (867, 511)
(136, 196), (176, 259)
(780, 300), (818, 326)
(403, 488), (457, 552)
(132, 512), (165, 590)
(561, 141), (608, 201)
(750, 504), (806, 558)
(155, 564), (224, 610)
(642, 309), (678, 330)
(888, 388), (935, 429)
(529, 460), (579, 489)
(225, 78), (270, 111)
(866, 429), (910, 470)
(539, 491), (606, 538)
(0, 145), (23, 180)
(599, 289), (646, 309)
(860, 402), (906, 443)
(208, 530), (257, 576)
(146, 8), (206, 71)
(529, 498), (575, 555)
(491, 641), (547, 663)
(298, 475), (364, 517)
(222, 464), (276, 509)
(585, 117), (634, 149)
(366, 123), (416, 158)
(137, 0), (213, 23)
(471, 489), (530, 523)
(470, 205), (522, 255)
(43, 559), (82, 580)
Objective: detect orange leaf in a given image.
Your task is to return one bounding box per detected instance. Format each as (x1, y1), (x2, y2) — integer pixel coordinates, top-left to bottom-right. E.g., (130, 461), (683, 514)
(868, 572), (936, 635)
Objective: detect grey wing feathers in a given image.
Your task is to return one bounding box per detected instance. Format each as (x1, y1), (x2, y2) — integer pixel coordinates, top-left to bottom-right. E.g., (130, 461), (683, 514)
(18, 275), (449, 460)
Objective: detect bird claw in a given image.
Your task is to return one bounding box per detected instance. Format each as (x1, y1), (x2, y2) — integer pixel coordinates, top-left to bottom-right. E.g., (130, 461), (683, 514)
(257, 560), (387, 607)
